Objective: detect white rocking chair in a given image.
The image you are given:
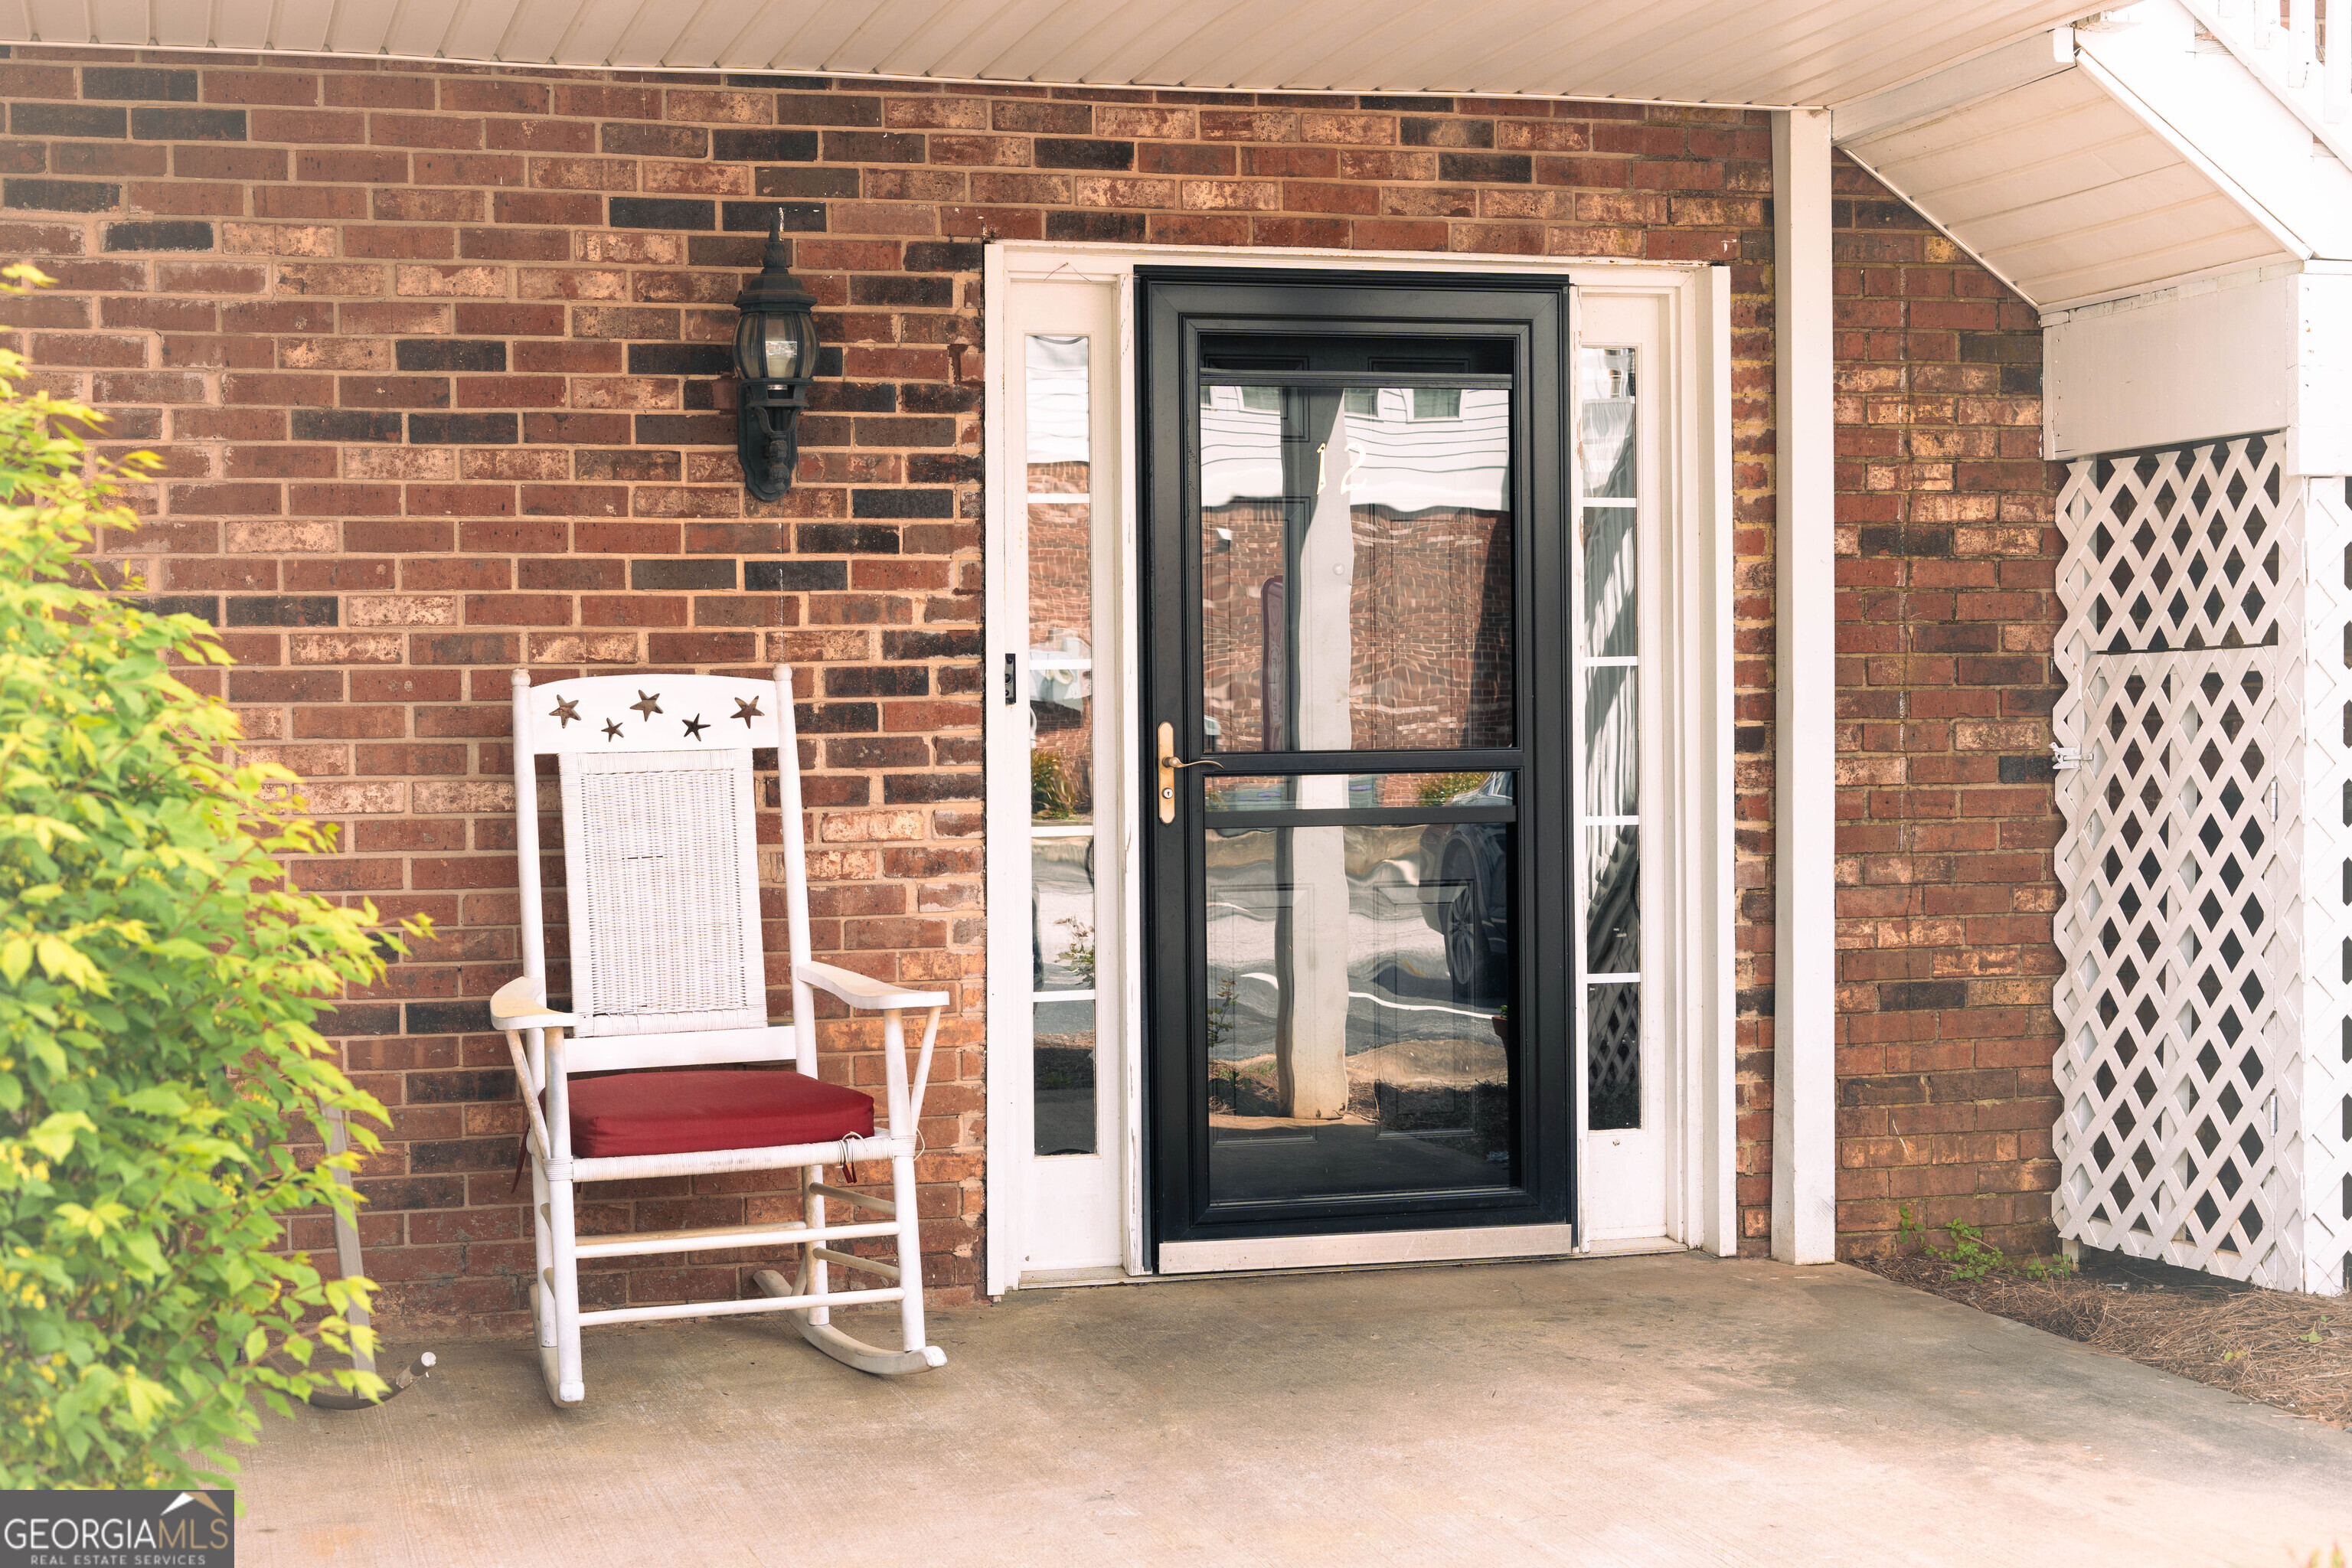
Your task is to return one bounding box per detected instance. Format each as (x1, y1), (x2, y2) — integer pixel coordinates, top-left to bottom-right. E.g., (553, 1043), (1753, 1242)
(492, 665), (948, 1406)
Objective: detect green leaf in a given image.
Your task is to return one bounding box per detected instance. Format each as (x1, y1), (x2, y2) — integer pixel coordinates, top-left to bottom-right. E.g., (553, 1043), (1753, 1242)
(24, 1110), (91, 1158)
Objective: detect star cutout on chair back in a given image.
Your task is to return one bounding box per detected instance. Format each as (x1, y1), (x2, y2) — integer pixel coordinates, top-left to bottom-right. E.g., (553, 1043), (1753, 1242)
(630, 691), (662, 719)
(732, 696), (763, 727)
(548, 696), (581, 727)
(682, 715), (709, 740)
(602, 719), (625, 741)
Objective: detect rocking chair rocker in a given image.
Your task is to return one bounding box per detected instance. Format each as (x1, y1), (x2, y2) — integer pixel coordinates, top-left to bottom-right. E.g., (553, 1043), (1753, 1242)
(492, 665), (947, 1406)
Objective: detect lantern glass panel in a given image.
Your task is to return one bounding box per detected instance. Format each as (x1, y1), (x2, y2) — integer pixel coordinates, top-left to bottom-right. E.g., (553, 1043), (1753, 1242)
(766, 313), (808, 379)
(734, 312), (808, 381)
(733, 312), (763, 380)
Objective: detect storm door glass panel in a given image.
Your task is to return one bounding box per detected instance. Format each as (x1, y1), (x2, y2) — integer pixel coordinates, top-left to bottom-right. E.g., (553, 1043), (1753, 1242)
(1198, 384), (1514, 755)
(1194, 377), (1520, 1206)
(1576, 345), (1642, 1131)
(1027, 333), (1099, 1156)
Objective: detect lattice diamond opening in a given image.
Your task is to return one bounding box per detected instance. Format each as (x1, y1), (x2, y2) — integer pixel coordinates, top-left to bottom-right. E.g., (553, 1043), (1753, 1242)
(2074, 439), (2282, 655)
(2054, 436), (2348, 1294)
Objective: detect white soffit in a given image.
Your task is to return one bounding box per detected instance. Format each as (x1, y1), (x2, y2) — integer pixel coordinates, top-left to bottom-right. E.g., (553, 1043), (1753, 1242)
(12, 0), (2088, 108)
(1840, 65), (2290, 311)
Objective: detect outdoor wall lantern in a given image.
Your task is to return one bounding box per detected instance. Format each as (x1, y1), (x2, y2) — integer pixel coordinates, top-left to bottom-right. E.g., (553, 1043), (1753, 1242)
(732, 210), (822, 501)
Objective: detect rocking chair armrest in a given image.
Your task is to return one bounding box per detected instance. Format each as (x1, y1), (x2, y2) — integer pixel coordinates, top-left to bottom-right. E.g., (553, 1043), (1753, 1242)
(795, 961), (949, 1012)
(490, 975), (579, 1031)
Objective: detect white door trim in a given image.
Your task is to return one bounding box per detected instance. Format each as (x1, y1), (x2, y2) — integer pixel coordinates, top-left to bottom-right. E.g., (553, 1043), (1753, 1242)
(982, 242), (1738, 1295)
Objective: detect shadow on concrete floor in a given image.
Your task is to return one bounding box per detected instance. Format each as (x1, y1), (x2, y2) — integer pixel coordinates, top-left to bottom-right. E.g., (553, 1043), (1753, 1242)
(240, 1253), (2350, 1566)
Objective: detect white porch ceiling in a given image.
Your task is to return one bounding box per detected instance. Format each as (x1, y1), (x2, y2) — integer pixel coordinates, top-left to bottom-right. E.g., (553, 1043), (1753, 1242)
(1839, 67), (2290, 311)
(1832, 1), (2352, 312)
(11, 0), (2089, 109)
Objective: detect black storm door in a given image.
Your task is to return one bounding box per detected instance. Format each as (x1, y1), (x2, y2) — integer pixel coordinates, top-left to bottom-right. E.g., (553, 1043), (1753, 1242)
(1141, 272), (1573, 1250)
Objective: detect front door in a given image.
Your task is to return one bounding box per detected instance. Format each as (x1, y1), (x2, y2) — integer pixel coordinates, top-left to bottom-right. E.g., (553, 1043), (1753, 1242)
(1142, 274), (1575, 1256)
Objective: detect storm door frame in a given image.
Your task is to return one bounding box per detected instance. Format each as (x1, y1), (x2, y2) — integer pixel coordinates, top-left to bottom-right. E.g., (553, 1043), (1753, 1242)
(1137, 273), (1573, 1254)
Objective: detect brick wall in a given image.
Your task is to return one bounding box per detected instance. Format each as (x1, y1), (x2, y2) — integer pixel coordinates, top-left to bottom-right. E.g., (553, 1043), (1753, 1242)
(0, 44), (2064, 1324)
(1827, 157), (2064, 1258)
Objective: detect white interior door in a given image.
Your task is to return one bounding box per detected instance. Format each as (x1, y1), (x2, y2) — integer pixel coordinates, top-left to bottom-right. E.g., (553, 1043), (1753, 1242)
(986, 276), (1128, 1280)
(1574, 289), (1671, 1243)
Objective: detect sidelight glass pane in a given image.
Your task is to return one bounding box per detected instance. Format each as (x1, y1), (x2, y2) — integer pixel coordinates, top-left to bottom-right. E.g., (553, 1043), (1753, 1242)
(1586, 983), (1640, 1131)
(1584, 501), (1637, 660)
(1034, 998), (1097, 1156)
(1197, 382), (1514, 754)
(1028, 334), (1093, 827)
(1583, 667), (1638, 819)
(1028, 332), (1101, 1157)
(1584, 825), (1640, 973)
(1203, 770), (1512, 814)
(1032, 835), (1095, 991)
(1202, 820), (1516, 1205)
(1579, 347), (1637, 499)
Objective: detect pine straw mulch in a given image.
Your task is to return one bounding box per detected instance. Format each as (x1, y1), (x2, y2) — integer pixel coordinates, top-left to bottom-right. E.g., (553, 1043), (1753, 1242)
(1860, 1246), (2352, 1432)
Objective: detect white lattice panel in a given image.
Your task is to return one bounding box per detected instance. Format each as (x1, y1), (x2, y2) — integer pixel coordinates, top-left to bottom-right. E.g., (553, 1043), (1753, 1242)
(2297, 476), (2352, 1295)
(2051, 436), (2350, 1292)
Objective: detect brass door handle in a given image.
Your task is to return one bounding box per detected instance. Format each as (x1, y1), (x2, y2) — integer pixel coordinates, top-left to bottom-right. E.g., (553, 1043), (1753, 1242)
(1156, 721), (1222, 824)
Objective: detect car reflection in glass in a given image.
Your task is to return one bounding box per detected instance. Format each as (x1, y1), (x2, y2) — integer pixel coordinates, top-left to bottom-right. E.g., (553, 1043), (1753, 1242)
(1414, 773), (1513, 1002)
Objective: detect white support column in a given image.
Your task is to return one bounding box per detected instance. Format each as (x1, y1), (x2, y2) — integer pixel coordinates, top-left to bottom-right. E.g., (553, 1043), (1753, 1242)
(1772, 107), (1839, 1266)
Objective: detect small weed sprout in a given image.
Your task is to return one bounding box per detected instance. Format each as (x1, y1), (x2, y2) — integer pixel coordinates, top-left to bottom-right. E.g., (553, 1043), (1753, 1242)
(1896, 1207), (2075, 1284)
(1054, 917), (1096, 988)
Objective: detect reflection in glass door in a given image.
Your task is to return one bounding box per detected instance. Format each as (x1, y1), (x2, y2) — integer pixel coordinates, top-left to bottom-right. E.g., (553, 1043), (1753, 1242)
(1196, 384), (1518, 1207)
(1026, 333), (1100, 1159)
(1145, 277), (1572, 1250)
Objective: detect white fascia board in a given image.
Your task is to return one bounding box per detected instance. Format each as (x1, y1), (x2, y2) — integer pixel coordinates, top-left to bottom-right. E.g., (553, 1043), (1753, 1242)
(2043, 268), (2296, 459)
(1831, 27), (2076, 144)
(2077, 0), (2352, 260)
(2040, 263), (2352, 474)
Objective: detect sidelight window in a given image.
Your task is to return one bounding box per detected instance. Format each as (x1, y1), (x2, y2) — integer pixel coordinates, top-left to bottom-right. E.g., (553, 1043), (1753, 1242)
(1576, 345), (1643, 1132)
(1026, 333), (1101, 1158)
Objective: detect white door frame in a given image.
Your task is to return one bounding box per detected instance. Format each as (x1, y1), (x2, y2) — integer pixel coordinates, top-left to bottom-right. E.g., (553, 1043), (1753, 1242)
(982, 242), (1739, 1295)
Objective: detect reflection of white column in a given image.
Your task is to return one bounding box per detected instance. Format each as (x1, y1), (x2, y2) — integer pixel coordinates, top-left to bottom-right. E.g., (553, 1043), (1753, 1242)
(1277, 423), (1354, 1120)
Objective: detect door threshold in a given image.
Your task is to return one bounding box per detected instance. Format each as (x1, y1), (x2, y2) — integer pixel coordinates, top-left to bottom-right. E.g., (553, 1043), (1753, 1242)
(1577, 1235), (1689, 1258)
(1158, 1222), (1580, 1276)
(1016, 1265), (1135, 1289)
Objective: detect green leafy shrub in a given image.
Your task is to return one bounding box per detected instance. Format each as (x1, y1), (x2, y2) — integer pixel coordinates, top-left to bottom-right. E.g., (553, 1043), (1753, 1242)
(1413, 770), (1491, 807)
(1031, 748), (1078, 819)
(0, 264), (413, 1488)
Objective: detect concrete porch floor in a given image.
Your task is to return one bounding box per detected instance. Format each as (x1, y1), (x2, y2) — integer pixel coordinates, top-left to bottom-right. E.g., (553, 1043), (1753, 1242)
(240, 1253), (2350, 1566)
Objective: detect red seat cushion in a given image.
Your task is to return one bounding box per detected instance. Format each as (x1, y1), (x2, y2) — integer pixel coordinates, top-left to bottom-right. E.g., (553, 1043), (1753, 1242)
(566, 1069), (874, 1159)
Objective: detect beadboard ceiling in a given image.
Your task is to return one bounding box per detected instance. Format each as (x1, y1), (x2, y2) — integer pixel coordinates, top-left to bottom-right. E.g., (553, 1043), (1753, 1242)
(11, 0), (2088, 108)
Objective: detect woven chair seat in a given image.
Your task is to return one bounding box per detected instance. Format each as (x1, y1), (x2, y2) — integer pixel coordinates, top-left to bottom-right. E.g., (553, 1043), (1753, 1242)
(567, 1069), (875, 1159)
